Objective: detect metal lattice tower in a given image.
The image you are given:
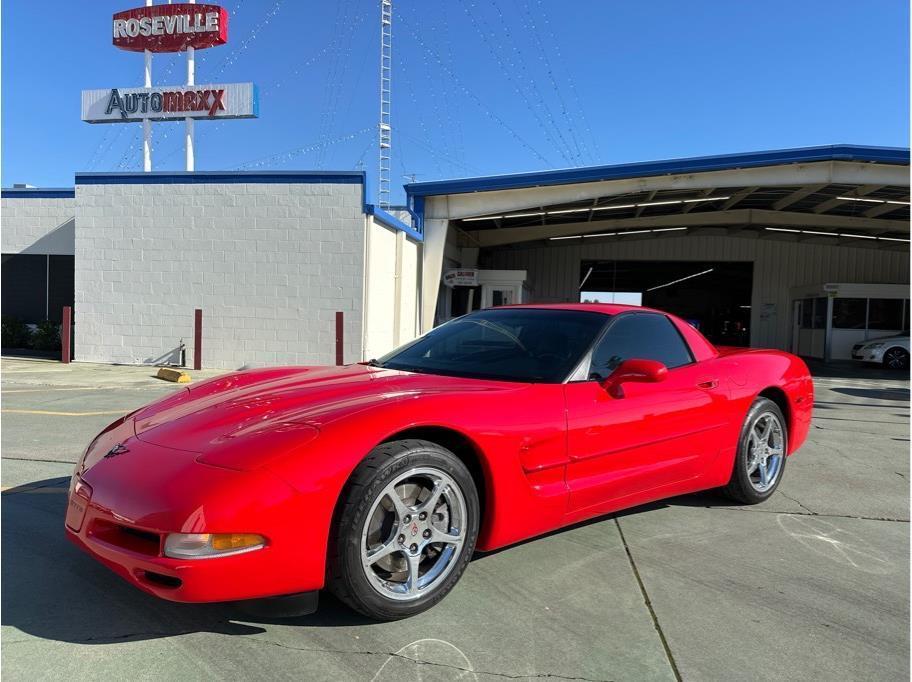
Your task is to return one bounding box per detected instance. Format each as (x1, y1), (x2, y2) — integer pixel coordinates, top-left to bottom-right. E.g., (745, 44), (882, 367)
(378, 0), (393, 208)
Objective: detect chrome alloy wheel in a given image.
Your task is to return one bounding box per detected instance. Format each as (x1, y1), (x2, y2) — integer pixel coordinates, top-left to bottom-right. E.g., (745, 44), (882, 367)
(884, 347), (909, 370)
(745, 411), (785, 493)
(360, 467), (467, 601)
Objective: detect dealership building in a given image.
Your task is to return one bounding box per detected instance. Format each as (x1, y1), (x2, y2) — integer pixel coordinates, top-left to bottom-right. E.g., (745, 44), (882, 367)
(2, 145), (909, 368)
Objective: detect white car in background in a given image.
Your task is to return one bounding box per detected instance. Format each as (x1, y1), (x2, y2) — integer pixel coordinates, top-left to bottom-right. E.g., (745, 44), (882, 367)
(852, 334), (910, 370)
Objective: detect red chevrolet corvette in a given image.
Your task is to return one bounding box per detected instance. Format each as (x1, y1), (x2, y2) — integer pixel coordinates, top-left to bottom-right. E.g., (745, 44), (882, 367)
(66, 304), (813, 620)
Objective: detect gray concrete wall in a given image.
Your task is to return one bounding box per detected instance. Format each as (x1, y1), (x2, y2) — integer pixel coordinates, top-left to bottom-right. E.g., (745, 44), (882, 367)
(74, 180), (366, 369)
(1, 196), (75, 255)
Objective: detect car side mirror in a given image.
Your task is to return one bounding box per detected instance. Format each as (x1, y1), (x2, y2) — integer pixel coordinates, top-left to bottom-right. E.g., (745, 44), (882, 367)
(600, 358), (668, 397)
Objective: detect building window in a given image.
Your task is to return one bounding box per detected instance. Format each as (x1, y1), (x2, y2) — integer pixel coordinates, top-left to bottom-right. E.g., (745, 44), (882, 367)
(832, 298), (867, 329)
(868, 298), (904, 331)
(801, 297), (826, 329)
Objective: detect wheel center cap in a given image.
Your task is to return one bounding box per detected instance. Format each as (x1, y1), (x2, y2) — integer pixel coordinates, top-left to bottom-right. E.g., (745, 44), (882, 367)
(409, 522), (419, 537)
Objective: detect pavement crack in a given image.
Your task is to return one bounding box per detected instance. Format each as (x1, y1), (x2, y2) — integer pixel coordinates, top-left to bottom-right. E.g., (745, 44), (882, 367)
(776, 491), (817, 515)
(241, 636), (614, 681)
(704, 505), (909, 523)
(613, 517), (682, 682)
(2, 456), (77, 465)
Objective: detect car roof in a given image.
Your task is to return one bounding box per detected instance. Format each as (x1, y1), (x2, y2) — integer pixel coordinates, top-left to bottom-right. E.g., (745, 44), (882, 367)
(496, 302), (663, 316)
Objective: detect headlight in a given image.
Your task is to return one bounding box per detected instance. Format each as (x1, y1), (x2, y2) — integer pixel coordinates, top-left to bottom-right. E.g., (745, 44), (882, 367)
(866, 343), (885, 350)
(164, 533), (267, 559)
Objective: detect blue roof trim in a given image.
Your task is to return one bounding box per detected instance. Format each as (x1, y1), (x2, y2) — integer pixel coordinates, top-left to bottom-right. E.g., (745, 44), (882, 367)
(366, 204), (423, 242)
(74, 170), (366, 186)
(404, 145), (910, 198)
(2, 188), (75, 199)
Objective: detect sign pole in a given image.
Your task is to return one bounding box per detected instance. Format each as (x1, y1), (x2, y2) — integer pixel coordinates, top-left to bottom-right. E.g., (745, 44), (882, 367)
(185, 0), (196, 171)
(142, 0), (153, 171)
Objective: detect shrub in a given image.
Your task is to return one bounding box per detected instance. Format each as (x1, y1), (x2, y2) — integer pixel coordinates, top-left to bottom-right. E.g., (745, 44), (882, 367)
(31, 320), (62, 351)
(1, 316), (32, 349)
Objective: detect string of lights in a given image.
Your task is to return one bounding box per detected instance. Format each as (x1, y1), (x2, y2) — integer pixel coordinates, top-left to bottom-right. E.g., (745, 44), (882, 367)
(233, 127), (373, 170)
(521, 0), (601, 163)
(150, 0), (284, 167)
(434, 1), (468, 174)
(397, 11), (554, 167)
(398, 6), (464, 178)
(465, 0), (579, 166)
(313, 1), (363, 169)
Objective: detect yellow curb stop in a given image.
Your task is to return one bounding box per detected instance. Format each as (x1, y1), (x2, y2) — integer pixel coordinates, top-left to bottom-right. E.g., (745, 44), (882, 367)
(156, 367), (191, 383)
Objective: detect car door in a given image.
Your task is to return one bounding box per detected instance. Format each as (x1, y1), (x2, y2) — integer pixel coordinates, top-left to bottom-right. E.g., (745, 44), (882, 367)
(563, 312), (730, 516)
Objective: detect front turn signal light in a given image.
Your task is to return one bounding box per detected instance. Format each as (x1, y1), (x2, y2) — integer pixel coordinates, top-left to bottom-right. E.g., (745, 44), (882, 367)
(164, 532), (267, 559)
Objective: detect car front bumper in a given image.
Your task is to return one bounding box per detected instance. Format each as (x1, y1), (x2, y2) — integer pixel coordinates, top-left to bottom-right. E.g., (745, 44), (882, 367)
(851, 346), (885, 363)
(65, 434), (327, 604)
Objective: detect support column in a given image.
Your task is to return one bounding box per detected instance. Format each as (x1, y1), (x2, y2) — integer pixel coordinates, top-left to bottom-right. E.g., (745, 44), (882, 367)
(142, 0), (152, 171)
(420, 217), (449, 333)
(185, 0), (196, 171)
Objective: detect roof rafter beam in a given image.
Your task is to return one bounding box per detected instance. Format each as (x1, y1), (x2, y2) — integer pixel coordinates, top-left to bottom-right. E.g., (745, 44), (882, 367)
(772, 183), (828, 210)
(634, 190), (657, 218)
(467, 209), (910, 247)
(682, 188), (718, 213)
(719, 186), (759, 211)
(864, 200), (909, 218)
(813, 184), (883, 214)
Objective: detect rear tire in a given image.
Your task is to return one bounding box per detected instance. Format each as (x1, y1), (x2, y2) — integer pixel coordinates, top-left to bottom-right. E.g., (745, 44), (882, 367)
(722, 397), (787, 505)
(328, 439), (479, 621)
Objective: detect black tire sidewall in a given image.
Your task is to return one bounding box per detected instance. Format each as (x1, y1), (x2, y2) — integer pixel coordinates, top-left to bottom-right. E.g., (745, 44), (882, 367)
(333, 441), (479, 620)
(728, 398), (788, 504)
(883, 347), (909, 370)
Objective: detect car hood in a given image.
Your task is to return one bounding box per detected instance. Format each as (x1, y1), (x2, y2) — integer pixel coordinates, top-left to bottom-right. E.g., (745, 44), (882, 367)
(859, 335), (909, 345)
(133, 364), (518, 460)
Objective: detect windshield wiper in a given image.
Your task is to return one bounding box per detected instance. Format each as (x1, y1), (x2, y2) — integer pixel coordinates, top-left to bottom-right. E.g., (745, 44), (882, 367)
(366, 358), (385, 367)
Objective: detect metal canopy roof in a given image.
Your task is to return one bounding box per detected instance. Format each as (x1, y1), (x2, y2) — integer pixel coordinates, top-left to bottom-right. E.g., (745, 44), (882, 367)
(405, 145), (910, 250)
(404, 145), (909, 197)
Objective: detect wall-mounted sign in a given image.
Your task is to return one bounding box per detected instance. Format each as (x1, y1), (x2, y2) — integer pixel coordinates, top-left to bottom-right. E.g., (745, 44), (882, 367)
(443, 269), (479, 287)
(81, 83), (258, 123)
(113, 4), (228, 52)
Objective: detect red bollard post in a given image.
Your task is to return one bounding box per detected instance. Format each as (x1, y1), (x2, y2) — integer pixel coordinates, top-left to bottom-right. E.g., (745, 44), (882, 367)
(193, 308), (202, 370)
(61, 306), (72, 364)
(335, 311), (344, 366)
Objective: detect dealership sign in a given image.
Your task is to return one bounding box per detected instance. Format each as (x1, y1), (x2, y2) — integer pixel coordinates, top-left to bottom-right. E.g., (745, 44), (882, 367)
(84, 3), (255, 170)
(112, 3), (228, 52)
(82, 83), (257, 123)
(443, 269), (479, 287)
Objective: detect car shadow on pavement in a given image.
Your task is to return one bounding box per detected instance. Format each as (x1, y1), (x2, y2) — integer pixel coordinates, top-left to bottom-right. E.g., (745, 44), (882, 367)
(1, 477), (374, 646)
(830, 386), (911, 402)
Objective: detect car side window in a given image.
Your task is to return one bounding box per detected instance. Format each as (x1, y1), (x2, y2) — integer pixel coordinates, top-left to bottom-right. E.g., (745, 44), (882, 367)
(589, 314), (693, 379)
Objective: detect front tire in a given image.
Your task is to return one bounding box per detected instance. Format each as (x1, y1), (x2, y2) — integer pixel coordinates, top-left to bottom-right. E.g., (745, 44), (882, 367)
(722, 397), (787, 504)
(883, 347), (909, 371)
(328, 439), (479, 620)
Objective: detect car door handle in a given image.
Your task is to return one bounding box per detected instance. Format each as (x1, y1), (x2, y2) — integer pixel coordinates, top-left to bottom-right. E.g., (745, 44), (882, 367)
(697, 379), (719, 390)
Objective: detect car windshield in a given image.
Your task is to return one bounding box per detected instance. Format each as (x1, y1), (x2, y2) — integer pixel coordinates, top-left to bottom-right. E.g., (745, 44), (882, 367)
(375, 308), (610, 383)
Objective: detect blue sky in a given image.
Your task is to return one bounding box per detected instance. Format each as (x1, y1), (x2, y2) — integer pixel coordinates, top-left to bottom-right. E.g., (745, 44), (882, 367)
(2, 0), (909, 204)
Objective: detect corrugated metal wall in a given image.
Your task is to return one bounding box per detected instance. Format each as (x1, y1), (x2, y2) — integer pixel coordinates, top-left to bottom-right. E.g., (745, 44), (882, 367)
(487, 233), (910, 350)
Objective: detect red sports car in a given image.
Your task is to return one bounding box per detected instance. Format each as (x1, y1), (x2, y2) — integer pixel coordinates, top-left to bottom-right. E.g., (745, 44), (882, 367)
(66, 304), (813, 620)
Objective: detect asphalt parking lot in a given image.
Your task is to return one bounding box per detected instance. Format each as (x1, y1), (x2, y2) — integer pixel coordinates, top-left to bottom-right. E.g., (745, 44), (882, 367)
(1, 357), (908, 681)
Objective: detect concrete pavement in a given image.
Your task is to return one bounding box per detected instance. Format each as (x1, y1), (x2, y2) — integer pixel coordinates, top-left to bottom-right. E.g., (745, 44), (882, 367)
(1, 358), (908, 680)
